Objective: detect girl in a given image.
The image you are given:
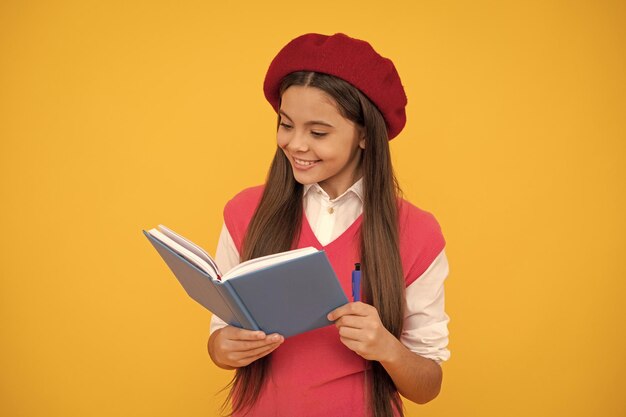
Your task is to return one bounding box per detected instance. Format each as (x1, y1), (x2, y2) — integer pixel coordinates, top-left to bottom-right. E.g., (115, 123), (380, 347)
(208, 33), (450, 417)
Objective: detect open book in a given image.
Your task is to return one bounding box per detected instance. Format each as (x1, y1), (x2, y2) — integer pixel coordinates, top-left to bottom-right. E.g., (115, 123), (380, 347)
(144, 225), (348, 338)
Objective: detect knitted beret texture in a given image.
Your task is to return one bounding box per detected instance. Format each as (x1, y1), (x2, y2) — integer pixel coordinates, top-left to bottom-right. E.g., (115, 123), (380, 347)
(263, 33), (408, 140)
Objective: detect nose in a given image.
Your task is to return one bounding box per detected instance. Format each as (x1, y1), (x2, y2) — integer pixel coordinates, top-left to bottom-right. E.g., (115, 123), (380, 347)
(286, 129), (309, 153)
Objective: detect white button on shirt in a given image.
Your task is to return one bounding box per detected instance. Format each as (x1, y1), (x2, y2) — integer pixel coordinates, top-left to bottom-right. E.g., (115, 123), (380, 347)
(209, 178), (451, 363)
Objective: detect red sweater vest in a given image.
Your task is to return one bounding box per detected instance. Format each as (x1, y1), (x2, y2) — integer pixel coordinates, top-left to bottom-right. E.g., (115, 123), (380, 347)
(224, 185), (445, 417)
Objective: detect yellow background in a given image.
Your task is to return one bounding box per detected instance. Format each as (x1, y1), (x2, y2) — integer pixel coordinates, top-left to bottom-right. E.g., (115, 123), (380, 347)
(1, 1), (624, 416)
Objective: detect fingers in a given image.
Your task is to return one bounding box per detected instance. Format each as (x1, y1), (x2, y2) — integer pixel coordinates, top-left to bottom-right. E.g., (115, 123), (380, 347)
(221, 326), (267, 341)
(333, 314), (363, 329)
(221, 328), (283, 349)
(212, 326), (285, 368)
(328, 301), (371, 321)
(236, 341), (282, 365)
(222, 337), (283, 368)
(220, 327), (284, 348)
(226, 333), (284, 352)
(326, 304), (396, 363)
(337, 324), (362, 341)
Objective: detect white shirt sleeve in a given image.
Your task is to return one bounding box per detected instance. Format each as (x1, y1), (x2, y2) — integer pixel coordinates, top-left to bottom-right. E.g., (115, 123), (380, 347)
(209, 223), (240, 334)
(400, 249), (451, 363)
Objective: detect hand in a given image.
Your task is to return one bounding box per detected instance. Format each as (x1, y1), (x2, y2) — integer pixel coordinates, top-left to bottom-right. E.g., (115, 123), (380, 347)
(327, 302), (399, 362)
(208, 325), (284, 369)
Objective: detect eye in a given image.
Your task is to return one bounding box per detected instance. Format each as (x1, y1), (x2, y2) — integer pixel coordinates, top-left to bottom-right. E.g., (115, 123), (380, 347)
(311, 131), (327, 138)
(279, 122), (293, 130)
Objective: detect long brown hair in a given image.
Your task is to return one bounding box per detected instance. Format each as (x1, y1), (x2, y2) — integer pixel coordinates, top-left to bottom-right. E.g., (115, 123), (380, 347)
(223, 71), (406, 417)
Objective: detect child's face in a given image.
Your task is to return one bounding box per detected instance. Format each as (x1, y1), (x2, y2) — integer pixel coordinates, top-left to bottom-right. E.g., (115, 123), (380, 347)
(277, 86), (365, 199)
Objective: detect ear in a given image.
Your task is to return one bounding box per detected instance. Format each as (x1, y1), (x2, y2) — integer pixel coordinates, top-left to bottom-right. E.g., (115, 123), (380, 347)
(359, 131), (366, 149)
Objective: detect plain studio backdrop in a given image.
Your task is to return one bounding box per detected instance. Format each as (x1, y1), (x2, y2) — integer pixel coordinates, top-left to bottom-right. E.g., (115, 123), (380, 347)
(1, 1), (624, 416)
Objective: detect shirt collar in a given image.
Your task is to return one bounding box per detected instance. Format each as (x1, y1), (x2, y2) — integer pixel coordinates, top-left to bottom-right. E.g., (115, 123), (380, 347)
(303, 177), (364, 203)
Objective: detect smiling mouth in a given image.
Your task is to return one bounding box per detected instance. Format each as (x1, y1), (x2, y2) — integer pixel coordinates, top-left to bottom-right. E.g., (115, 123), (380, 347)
(293, 157), (321, 166)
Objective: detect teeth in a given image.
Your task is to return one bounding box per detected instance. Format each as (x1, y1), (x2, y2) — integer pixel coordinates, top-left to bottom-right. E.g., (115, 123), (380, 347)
(294, 158), (319, 166)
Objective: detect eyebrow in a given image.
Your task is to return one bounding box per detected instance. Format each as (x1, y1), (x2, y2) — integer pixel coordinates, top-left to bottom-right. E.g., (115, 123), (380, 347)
(279, 110), (335, 128)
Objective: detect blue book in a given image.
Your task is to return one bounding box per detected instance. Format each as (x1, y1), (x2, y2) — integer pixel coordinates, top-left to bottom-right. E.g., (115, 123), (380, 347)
(143, 225), (348, 338)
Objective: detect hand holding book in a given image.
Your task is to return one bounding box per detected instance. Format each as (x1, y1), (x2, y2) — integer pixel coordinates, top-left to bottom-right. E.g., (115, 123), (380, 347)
(209, 326), (285, 370)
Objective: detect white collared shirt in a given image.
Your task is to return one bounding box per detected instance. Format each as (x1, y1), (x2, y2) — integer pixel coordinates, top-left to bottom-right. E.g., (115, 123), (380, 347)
(210, 178), (451, 363)
(302, 180), (365, 246)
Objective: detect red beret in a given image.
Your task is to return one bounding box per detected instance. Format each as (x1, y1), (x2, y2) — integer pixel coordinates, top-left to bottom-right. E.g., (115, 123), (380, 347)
(263, 33), (408, 140)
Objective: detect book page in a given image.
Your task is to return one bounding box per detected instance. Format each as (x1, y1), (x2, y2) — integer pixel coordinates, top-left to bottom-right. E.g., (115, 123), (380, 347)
(157, 225), (222, 277)
(224, 247), (318, 280)
(147, 229), (219, 280)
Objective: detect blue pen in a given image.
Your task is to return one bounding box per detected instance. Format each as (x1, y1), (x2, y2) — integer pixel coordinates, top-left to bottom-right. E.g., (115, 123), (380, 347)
(352, 263), (361, 302)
